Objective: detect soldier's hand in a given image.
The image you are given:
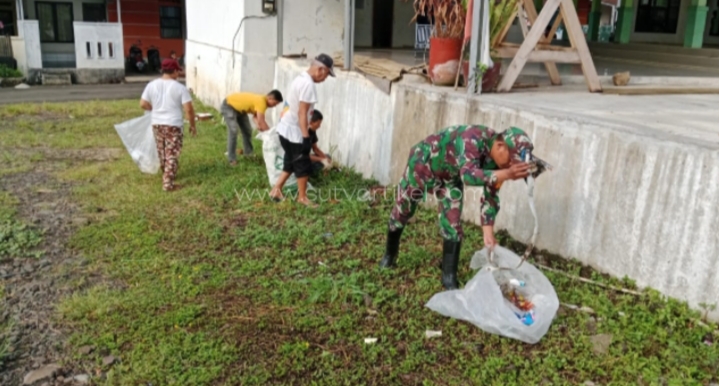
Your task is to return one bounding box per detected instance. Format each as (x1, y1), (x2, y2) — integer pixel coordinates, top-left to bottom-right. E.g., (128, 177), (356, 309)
(504, 163), (530, 180)
(190, 125), (197, 137)
(482, 226), (497, 250)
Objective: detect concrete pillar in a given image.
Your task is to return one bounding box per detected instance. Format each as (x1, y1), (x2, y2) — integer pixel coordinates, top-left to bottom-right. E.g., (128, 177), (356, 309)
(683, 0), (708, 48)
(16, 0), (24, 20)
(277, 0), (283, 57)
(614, 0), (633, 44)
(116, 0), (121, 23)
(344, 0), (354, 70)
(587, 0), (602, 41)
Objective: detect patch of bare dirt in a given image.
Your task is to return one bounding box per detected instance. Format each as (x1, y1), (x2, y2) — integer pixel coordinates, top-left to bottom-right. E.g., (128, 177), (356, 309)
(1, 147), (123, 162)
(0, 170), (97, 385)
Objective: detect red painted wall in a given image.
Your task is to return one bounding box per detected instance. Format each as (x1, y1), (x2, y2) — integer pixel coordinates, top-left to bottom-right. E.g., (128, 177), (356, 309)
(107, 0), (185, 58)
(577, 0), (591, 25)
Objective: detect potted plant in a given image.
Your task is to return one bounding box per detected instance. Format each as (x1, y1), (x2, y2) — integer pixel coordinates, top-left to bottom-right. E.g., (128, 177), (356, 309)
(409, 0), (467, 85)
(460, 0), (519, 92)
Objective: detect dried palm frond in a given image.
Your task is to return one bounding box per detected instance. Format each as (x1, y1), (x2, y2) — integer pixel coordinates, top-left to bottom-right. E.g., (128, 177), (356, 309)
(407, 0), (466, 39)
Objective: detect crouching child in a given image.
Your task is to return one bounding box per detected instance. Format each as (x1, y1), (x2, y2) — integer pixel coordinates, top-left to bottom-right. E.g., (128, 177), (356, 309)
(308, 110), (332, 176)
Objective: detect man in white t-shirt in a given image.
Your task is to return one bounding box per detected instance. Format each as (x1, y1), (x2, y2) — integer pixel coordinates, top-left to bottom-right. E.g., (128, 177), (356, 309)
(270, 54), (335, 207)
(140, 59), (196, 192)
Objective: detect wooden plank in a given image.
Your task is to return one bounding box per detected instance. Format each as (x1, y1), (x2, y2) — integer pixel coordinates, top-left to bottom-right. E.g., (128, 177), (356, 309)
(559, 0), (602, 92)
(518, 4), (530, 37)
(603, 87), (719, 95)
(544, 13), (564, 44)
(515, 0), (563, 86)
(522, 0), (540, 23)
(524, 0), (565, 45)
(545, 63), (562, 85)
(497, 0), (563, 92)
(524, 0), (564, 86)
(499, 42), (573, 51)
(495, 46), (580, 63)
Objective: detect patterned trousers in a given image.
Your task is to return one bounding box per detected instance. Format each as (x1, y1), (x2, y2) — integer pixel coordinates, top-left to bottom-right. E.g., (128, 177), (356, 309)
(389, 145), (466, 242)
(152, 125), (183, 191)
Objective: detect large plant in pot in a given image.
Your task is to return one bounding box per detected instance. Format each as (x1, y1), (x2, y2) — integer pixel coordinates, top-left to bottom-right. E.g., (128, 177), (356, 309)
(410, 0), (466, 86)
(461, 0), (519, 92)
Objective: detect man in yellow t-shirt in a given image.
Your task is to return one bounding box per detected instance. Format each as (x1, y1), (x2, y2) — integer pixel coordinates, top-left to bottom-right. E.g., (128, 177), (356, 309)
(221, 90), (283, 165)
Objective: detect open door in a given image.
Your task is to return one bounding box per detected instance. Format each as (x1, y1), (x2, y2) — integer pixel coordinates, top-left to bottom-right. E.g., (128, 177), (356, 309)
(0, 0), (17, 36)
(372, 0), (393, 48)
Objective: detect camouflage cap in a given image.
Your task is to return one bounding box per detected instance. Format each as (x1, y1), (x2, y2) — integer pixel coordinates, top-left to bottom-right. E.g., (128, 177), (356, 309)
(501, 127), (534, 163)
(500, 127), (552, 178)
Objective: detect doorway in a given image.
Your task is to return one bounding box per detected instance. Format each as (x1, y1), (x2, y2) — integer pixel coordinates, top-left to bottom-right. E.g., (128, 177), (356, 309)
(708, 0), (719, 37)
(634, 0), (681, 34)
(372, 0), (393, 48)
(0, 0), (17, 36)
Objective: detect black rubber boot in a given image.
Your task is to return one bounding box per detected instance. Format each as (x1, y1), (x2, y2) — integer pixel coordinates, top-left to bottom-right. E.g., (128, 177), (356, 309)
(379, 228), (404, 268)
(441, 239), (462, 290)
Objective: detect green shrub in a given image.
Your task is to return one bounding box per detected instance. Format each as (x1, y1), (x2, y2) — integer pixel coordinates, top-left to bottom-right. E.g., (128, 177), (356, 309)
(0, 64), (23, 78)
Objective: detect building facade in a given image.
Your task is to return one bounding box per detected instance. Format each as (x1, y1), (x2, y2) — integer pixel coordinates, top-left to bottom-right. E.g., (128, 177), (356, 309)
(5, 0), (124, 83)
(106, 0), (186, 60)
(185, 0), (343, 108)
(586, 0), (719, 47)
(3, 0), (186, 83)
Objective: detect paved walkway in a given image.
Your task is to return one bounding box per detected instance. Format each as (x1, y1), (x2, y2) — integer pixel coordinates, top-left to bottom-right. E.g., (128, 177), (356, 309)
(0, 83), (148, 105)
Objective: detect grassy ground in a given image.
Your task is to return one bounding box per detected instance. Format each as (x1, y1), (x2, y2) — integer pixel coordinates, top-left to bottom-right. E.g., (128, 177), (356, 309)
(0, 100), (717, 385)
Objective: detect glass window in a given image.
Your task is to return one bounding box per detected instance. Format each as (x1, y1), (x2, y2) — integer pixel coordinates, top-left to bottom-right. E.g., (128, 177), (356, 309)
(36, 2), (75, 43)
(83, 3), (107, 22)
(160, 6), (183, 39)
(635, 0), (680, 34)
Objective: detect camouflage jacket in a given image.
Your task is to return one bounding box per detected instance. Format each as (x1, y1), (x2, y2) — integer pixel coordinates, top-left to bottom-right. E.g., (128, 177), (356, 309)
(414, 124), (503, 226)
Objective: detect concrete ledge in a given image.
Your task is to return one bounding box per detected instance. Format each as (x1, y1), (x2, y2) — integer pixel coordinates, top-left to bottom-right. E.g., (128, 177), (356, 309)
(517, 74), (719, 87)
(27, 68), (125, 86)
(41, 73), (72, 86)
(74, 69), (125, 85)
(0, 77), (26, 88)
(589, 44), (719, 69)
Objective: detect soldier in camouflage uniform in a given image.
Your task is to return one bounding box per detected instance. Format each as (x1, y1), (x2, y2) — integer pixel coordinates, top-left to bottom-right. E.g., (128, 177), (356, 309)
(379, 125), (549, 290)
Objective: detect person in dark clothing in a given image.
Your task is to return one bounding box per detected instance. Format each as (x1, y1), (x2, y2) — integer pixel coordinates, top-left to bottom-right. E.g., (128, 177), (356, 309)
(417, 5), (434, 24)
(307, 110), (332, 176)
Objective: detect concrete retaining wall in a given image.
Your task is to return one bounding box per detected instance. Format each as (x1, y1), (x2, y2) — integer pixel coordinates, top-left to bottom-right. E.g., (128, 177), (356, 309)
(24, 68), (124, 85)
(272, 60), (396, 184)
(274, 58), (719, 320)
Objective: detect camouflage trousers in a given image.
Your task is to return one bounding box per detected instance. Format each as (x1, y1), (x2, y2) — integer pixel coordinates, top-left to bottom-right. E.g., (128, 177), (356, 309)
(389, 145), (466, 242)
(152, 125), (183, 191)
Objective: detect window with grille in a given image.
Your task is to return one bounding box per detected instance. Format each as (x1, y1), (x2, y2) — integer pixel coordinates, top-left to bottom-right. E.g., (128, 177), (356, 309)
(160, 6), (183, 39)
(36, 2), (74, 43)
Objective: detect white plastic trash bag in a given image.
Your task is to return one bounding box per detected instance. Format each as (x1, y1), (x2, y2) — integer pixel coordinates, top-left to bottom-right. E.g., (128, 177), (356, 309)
(114, 113), (160, 174)
(426, 246), (559, 344)
(256, 126), (316, 189)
